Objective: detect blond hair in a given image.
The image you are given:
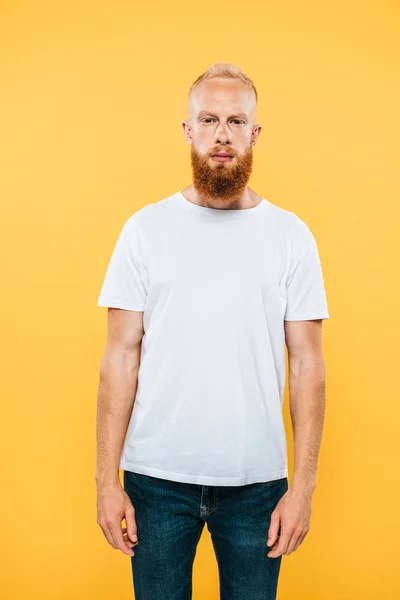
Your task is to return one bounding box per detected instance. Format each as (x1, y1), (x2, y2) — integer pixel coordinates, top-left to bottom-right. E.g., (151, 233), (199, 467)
(188, 62), (258, 104)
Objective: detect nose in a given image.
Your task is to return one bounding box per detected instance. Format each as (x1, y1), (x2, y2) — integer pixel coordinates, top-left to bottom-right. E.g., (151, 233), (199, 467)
(214, 121), (232, 144)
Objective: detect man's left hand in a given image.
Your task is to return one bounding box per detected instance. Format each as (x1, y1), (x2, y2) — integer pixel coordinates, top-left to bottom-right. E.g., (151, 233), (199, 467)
(266, 486), (313, 557)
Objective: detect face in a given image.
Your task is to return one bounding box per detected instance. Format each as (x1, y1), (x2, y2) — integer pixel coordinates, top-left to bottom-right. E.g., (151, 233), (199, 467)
(182, 77), (262, 201)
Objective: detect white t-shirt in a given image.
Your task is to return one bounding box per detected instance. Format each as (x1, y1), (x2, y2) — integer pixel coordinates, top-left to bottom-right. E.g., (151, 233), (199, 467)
(97, 190), (330, 486)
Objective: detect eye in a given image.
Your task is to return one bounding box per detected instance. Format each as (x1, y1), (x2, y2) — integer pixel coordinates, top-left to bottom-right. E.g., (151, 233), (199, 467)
(201, 118), (245, 125)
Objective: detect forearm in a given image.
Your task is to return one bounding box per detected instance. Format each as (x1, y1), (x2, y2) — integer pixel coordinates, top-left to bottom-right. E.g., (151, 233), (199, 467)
(288, 355), (326, 494)
(95, 348), (140, 489)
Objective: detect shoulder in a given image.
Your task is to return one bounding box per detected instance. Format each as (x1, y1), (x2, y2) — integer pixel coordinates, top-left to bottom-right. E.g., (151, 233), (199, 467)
(263, 199), (310, 238)
(288, 211), (317, 245)
(123, 192), (178, 231)
(263, 200), (320, 259)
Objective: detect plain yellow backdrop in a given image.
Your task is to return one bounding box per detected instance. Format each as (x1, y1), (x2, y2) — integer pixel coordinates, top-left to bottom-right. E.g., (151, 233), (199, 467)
(1, 0), (399, 598)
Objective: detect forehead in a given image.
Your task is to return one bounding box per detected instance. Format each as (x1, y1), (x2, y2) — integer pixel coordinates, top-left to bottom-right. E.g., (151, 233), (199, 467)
(189, 77), (256, 119)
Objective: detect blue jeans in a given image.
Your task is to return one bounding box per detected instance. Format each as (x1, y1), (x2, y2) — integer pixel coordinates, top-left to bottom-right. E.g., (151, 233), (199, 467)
(123, 470), (289, 600)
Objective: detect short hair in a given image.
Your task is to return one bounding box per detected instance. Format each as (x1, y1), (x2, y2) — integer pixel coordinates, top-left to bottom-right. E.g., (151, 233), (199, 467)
(188, 62), (258, 104)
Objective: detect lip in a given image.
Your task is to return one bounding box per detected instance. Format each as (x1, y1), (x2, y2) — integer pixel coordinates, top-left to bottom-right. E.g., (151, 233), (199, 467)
(211, 152), (234, 162)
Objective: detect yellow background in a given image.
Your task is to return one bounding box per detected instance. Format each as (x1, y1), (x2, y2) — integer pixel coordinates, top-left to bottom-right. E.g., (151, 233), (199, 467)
(1, 0), (399, 598)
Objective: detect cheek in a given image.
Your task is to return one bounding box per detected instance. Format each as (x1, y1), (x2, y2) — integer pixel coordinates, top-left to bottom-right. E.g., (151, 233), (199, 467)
(236, 131), (252, 145)
(194, 137), (212, 154)
(197, 130), (212, 145)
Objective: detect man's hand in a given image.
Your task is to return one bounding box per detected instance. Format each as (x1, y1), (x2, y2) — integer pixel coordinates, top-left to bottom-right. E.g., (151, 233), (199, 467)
(266, 486), (312, 557)
(97, 483), (139, 556)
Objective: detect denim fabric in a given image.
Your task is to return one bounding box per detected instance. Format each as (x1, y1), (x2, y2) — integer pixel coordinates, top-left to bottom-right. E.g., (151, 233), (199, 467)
(123, 470), (289, 600)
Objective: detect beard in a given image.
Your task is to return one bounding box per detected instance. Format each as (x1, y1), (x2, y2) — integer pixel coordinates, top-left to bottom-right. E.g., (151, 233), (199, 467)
(190, 141), (253, 202)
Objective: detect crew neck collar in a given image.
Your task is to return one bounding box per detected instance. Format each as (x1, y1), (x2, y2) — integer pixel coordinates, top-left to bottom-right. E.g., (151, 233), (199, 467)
(176, 190), (266, 216)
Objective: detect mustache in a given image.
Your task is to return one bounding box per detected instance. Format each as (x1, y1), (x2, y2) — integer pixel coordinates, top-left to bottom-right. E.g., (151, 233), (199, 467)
(209, 149), (236, 156)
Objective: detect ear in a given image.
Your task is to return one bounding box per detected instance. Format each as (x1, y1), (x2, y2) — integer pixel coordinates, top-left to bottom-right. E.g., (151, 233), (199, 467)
(182, 120), (193, 145)
(251, 124), (262, 145)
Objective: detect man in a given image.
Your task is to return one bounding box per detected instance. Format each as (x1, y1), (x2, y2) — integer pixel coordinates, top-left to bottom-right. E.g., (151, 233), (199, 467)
(96, 62), (330, 600)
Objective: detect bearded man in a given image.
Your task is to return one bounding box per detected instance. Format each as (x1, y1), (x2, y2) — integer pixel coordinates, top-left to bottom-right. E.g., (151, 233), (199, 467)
(96, 61), (330, 600)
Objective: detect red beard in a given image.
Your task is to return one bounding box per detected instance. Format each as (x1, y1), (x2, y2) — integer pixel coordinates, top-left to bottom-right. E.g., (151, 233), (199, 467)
(190, 143), (253, 202)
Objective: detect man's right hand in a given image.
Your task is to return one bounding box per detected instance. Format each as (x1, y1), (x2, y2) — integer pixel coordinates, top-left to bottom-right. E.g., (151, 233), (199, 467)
(96, 483), (139, 556)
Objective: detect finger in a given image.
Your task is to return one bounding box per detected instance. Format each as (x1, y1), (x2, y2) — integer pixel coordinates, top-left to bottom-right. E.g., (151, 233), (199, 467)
(268, 526), (291, 558)
(267, 538), (280, 557)
(110, 522), (135, 556)
(123, 533), (136, 548)
(267, 535), (279, 552)
(122, 528), (132, 540)
(292, 538), (301, 552)
(267, 512), (280, 548)
(285, 531), (302, 555)
(122, 529), (138, 547)
(125, 507), (138, 543)
(102, 523), (117, 549)
(293, 531), (306, 552)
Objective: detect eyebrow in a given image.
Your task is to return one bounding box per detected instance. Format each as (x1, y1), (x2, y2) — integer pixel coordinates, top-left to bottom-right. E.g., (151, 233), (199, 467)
(197, 111), (248, 121)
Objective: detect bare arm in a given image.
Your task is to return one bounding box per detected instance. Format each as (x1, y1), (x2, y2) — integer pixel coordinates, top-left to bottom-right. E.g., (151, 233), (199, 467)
(95, 307), (144, 556)
(267, 319), (327, 558)
(284, 319), (326, 493)
(96, 307), (144, 487)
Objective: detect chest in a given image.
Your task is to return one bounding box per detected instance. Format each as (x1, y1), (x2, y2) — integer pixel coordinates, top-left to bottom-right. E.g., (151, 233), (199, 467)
(145, 219), (289, 302)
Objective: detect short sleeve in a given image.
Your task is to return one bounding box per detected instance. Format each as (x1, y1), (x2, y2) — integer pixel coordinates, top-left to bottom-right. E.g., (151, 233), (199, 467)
(284, 219), (330, 321)
(97, 216), (147, 311)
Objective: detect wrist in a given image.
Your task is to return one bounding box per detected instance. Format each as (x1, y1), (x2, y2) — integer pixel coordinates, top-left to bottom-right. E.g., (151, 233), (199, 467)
(290, 476), (316, 495)
(95, 471), (121, 490)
